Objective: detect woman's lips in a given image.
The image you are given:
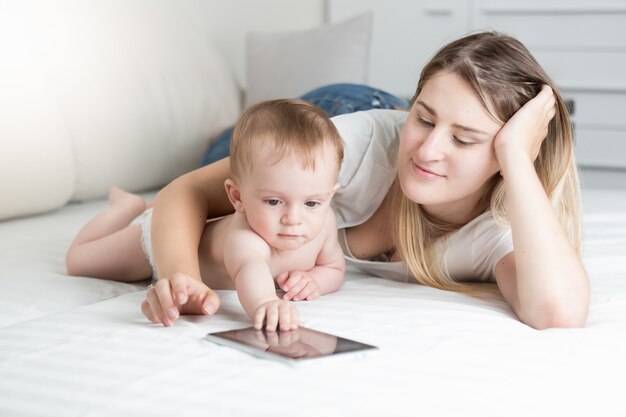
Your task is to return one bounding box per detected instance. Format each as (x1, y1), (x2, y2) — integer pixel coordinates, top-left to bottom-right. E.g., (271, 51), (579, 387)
(412, 160), (444, 179)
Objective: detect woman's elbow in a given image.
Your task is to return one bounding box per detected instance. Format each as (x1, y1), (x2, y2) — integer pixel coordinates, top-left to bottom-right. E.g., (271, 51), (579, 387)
(521, 301), (589, 330)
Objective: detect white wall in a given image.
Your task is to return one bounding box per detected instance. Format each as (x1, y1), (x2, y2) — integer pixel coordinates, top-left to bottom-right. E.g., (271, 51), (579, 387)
(177, 0), (326, 90)
(329, 0), (626, 183)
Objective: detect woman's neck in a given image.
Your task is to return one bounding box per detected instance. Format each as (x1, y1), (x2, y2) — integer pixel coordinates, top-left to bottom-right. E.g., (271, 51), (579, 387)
(421, 178), (495, 226)
(421, 199), (487, 227)
(344, 191), (395, 260)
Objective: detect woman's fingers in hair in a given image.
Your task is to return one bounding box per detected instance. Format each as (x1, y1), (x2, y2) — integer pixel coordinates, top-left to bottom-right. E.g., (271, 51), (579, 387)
(539, 84), (557, 120)
(494, 83), (557, 164)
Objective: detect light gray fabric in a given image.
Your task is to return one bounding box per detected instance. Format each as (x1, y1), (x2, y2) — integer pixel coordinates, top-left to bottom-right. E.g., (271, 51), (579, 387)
(331, 109), (404, 229)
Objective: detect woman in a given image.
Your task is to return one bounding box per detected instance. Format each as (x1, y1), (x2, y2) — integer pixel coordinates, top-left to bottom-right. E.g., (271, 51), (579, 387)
(144, 32), (589, 329)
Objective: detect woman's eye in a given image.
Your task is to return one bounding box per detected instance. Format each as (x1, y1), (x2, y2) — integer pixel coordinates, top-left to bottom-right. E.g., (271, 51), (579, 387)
(419, 118), (434, 128)
(305, 201), (320, 208)
(265, 199), (281, 206)
(453, 136), (472, 146)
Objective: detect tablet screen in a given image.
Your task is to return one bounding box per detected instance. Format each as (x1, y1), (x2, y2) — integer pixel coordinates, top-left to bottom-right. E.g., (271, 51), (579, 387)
(205, 326), (377, 364)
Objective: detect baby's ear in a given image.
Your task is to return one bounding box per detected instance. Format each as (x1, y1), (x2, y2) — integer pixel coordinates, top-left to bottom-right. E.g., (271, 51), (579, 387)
(224, 179), (245, 213)
(331, 182), (340, 196)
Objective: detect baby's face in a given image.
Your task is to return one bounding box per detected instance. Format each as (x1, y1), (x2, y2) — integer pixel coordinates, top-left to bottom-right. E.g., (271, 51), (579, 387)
(238, 146), (339, 251)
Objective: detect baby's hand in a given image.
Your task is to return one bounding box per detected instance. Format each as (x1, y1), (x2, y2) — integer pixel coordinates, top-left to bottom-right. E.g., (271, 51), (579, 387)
(277, 271), (321, 301)
(141, 273), (221, 327)
(254, 299), (300, 332)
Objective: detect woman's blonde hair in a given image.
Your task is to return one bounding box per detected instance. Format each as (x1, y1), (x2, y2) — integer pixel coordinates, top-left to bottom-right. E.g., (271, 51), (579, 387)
(393, 31), (582, 293)
(229, 98), (344, 182)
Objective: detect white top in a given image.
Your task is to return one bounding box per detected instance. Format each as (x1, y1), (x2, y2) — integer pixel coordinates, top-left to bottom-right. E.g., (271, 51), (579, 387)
(331, 109), (513, 283)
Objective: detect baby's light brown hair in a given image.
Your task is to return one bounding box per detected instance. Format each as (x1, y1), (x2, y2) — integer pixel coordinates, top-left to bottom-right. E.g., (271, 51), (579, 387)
(229, 99), (344, 182)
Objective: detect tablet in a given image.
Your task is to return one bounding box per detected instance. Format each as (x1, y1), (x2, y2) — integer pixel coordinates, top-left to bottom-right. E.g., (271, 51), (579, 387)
(205, 326), (377, 365)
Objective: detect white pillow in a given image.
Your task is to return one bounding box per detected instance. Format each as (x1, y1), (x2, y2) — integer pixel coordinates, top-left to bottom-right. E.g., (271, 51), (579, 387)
(0, 1), (241, 220)
(0, 3), (75, 220)
(55, 2), (241, 201)
(0, 62), (75, 220)
(244, 12), (372, 108)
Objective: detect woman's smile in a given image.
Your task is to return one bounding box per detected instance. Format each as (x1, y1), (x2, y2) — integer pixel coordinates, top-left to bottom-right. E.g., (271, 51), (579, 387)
(411, 159), (444, 180)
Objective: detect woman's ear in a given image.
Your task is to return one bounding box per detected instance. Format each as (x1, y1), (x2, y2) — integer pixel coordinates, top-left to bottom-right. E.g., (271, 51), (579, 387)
(224, 179), (245, 213)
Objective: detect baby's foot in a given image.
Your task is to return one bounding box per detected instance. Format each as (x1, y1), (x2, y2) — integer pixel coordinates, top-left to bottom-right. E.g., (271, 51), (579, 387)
(108, 186), (147, 216)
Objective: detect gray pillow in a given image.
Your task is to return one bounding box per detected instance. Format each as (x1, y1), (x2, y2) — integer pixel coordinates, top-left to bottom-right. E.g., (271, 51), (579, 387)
(244, 12), (372, 108)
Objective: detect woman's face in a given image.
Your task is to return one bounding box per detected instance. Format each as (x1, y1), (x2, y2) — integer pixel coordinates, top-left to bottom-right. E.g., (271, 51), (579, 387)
(397, 71), (502, 224)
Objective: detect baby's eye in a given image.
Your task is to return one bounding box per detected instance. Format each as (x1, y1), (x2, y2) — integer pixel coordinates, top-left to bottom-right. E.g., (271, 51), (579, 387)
(265, 199), (281, 206)
(305, 201), (321, 208)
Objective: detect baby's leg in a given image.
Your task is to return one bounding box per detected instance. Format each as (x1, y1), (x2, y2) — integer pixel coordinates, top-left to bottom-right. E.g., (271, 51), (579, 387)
(66, 187), (152, 282)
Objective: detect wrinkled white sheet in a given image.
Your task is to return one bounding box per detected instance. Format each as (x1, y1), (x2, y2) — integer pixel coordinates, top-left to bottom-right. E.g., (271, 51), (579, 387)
(1, 189), (625, 417)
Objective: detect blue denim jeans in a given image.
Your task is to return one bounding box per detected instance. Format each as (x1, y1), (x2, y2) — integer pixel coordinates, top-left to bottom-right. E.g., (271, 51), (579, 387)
(198, 83), (409, 167)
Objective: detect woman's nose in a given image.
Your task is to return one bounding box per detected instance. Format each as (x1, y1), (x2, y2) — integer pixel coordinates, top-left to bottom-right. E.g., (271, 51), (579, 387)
(416, 130), (445, 161)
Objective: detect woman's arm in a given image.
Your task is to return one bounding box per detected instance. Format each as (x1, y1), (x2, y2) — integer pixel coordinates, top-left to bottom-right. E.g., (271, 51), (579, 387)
(141, 158), (234, 324)
(494, 86), (589, 329)
(151, 157), (234, 282)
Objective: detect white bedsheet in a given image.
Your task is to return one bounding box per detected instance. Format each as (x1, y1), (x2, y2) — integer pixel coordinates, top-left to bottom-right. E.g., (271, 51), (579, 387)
(1, 189), (625, 417)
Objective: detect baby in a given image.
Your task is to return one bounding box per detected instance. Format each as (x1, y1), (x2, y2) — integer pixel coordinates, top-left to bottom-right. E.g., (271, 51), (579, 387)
(66, 99), (345, 331)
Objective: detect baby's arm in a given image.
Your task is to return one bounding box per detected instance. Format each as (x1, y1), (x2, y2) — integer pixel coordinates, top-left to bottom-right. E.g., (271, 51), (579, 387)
(224, 227), (299, 331)
(279, 214), (345, 301)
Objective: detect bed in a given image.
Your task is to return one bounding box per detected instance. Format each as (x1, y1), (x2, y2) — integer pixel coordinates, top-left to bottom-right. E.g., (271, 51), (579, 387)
(2, 188), (626, 416)
(2, 2), (626, 416)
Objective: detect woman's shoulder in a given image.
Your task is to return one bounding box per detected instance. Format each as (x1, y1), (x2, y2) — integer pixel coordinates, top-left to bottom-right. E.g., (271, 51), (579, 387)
(330, 109), (407, 228)
(331, 107), (408, 127)
(334, 109), (406, 183)
(332, 109), (407, 151)
(444, 211), (513, 282)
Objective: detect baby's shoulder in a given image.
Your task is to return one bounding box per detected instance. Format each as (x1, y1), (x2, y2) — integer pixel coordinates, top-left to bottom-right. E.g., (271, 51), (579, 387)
(223, 213), (271, 256)
(320, 209), (340, 241)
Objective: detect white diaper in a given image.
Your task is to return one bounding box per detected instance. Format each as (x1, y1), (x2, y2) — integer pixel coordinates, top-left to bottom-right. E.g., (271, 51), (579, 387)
(131, 208), (158, 280)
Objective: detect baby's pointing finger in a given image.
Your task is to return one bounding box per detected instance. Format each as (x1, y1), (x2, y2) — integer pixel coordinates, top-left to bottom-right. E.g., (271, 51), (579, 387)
(265, 306), (279, 331)
(290, 306), (300, 330)
(254, 307), (266, 330)
(278, 304), (293, 332)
